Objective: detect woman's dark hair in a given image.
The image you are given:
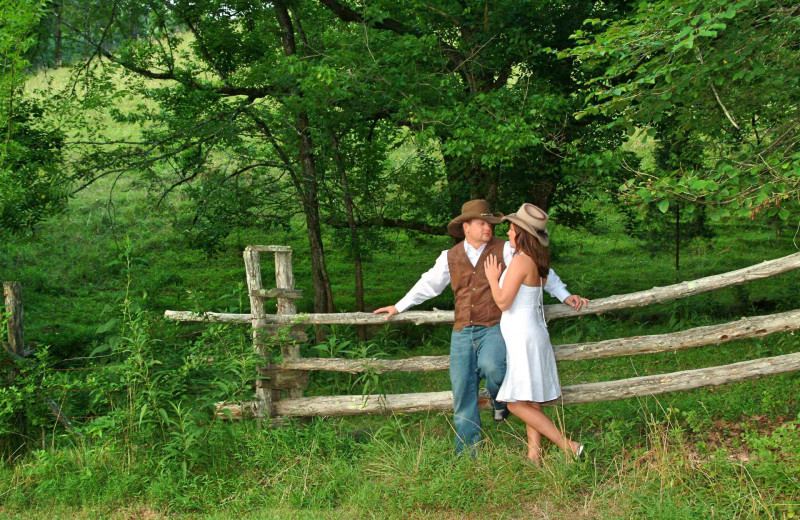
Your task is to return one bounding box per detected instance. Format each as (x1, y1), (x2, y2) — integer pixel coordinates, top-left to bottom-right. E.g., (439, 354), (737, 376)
(511, 222), (550, 278)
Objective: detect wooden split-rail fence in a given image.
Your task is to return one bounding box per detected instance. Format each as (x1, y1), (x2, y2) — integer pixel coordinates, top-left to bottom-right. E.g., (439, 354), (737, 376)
(163, 247), (800, 420)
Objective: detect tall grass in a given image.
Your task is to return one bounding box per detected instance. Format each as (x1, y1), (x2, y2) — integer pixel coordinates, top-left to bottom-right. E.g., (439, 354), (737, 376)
(1, 402), (797, 519)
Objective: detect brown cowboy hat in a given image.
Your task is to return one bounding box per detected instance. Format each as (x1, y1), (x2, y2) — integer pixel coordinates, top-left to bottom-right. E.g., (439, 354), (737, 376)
(503, 203), (549, 246)
(447, 199), (504, 238)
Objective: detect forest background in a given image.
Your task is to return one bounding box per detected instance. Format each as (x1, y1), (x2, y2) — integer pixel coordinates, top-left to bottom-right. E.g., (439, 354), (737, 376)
(1, 0), (799, 518)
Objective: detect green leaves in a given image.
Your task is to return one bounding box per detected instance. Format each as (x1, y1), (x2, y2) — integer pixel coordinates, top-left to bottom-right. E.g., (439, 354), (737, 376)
(0, 99), (67, 234)
(0, 0), (66, 234)
(569, 0), (800, 224)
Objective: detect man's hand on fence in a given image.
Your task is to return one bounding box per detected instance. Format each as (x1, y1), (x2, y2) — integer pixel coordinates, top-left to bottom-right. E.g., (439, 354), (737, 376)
(373, 305), (399, 320)
(564, 295), (590, 311)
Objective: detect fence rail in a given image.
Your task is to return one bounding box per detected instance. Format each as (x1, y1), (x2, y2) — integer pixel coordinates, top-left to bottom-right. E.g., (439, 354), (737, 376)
(164, 251), (800, 326)
(276, 308), (800, 373)
(164, 248), (800, 421)
(215, 351), (800, 419)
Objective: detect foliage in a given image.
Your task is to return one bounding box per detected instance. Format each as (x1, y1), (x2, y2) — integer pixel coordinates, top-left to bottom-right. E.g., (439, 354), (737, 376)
(21, 241), (265, 480)
(26, 0), (149, 69)
(0, 0), (44, 98)
(0, 346), (51, 459)
(0, 0), (67, 234)
(307, 331), (397, 398)
(570, 0), (800, 223)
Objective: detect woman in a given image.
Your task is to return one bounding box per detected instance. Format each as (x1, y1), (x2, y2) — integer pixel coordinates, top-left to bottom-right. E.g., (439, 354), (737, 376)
(484, 203), (583, 465)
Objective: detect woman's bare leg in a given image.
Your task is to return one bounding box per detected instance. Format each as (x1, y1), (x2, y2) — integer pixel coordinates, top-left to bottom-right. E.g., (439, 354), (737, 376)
(526, 424), (542, 465)
(508, 401), (580, 455)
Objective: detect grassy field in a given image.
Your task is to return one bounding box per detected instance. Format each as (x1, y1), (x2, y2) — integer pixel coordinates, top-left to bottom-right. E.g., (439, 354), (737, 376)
(1, 65), (799, 519)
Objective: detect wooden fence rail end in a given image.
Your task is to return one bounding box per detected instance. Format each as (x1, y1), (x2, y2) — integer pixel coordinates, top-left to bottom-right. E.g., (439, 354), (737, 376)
(245, 245), (292, 253)
(3, 282), (24, 356)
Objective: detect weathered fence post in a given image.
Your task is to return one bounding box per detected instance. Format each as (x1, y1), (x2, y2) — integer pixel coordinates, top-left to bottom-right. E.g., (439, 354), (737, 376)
(1, 282), (25, 460)
(244, 246), (308, 421)
(1, 282), (80, 449)
(3, 282), (24, 357)
(243, 247), (272, 418)
(253, 247), (308, 415)
(273, 249), (307, 399)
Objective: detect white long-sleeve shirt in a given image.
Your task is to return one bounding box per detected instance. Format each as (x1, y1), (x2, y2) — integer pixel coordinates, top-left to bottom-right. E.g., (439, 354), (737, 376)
(395, 240), (571, 312)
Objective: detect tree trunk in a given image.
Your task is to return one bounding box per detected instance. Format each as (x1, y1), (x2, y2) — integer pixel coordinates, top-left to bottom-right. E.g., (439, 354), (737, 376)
(675, 203), (680, 282)
(52, 0), (63, 68)
(332, 136), (366, 339)
(303, 196), (335, 313)
(529, 181), (554, 211)
(274, 1), (335, 315)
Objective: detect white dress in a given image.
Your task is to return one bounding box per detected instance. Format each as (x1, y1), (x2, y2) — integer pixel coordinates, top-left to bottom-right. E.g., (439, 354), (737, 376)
(496, 266), (562, 403)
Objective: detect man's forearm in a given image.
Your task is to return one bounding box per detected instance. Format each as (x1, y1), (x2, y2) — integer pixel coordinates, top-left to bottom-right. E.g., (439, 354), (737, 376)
(544, 268), (571, 302)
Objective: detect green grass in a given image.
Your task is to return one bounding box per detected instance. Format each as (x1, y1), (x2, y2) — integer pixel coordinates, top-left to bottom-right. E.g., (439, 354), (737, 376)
(1, 407), (798, 519)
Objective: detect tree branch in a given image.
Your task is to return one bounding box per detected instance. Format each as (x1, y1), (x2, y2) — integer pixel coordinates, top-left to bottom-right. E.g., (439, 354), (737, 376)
(710, 81), (740, 131)
(317, 0), (477, 89)
(316, 0), (415, 35)
(246, 110), (309, 205)
(325, 215), (446, 235)
(696, 50), (740, 131)
(61, 20), (278, 99)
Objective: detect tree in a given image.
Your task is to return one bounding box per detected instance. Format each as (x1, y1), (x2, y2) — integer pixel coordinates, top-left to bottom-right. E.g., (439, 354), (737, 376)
(0, 0), (67, 234)
(571, 0), (800, 224)
(317, 0), (635, 217)
(53, 0), (419, 312)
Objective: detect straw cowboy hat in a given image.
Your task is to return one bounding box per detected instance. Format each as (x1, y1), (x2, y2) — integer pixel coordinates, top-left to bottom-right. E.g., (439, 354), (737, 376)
(503, 203), (549, 246)
(447, 199), (504, 238)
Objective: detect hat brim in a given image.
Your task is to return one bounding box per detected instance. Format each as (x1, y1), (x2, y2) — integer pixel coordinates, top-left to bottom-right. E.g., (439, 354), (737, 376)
(503, 215), (549, 246)
(447, 213), (503, 237)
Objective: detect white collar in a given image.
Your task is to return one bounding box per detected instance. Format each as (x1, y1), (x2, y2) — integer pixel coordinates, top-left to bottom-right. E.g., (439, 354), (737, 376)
(463, 240), (487, 255)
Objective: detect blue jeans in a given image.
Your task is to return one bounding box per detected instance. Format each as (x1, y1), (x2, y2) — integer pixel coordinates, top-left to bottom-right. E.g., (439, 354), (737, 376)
(449, 324), (507, 454)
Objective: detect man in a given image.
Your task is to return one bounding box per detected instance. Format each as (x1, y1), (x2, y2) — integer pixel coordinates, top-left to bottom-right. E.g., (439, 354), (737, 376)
(374, 199), (588, 454)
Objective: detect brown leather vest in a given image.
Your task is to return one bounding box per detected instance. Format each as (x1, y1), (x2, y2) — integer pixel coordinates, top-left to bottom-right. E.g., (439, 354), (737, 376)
(447, 237), (506, 331)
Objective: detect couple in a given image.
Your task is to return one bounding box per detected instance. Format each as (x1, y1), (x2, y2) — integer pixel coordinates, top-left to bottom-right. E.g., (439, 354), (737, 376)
(375, 199), (588, 464)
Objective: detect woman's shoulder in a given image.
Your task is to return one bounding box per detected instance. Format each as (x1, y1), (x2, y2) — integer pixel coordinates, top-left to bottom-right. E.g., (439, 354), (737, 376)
(510, 252), (539, 274)
(512, 252), (536, 265)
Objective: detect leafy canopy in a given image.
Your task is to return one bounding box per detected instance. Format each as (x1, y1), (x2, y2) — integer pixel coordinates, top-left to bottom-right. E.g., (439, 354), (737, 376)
(570, 0), (800, 223)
